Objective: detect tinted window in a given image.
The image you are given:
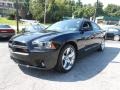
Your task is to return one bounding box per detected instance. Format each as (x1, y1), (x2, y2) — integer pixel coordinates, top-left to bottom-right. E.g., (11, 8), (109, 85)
(91, 22), (100, 31)
(46, 20), (81, 32)
(0, 25), (11, 28)
(82, 21), (92, 31)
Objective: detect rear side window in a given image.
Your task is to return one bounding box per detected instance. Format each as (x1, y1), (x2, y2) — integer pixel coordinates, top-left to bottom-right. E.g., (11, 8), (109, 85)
(91, 22), (100, 31)
(0, 25), (11, 28)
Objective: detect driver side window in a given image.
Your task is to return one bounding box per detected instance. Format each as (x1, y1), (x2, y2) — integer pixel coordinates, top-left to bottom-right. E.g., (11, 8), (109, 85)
(82, 21), (92, 31)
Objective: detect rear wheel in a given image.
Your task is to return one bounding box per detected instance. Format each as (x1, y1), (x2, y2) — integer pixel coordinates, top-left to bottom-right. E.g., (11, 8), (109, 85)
(55, 44), (76, 73)
(113, 35), (120, 41)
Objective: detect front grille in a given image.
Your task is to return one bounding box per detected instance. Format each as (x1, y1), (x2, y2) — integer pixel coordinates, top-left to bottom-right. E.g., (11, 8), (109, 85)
(13, 41), (26, 46)
(12, 48), (28, 53)
(9, 41), (29, 53)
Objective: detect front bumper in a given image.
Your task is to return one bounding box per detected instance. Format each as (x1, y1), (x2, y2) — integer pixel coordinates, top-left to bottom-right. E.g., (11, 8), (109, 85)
(0, 33), (15, 38)
(10, 49), (60, 70)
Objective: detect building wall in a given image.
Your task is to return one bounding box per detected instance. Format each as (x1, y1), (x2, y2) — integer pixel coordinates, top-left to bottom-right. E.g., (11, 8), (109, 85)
(0, 0), (15, 9)
(0, 0), (25, 17)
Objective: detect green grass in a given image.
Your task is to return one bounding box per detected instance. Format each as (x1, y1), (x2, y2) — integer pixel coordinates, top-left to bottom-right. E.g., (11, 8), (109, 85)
(0, 18), (22, 26)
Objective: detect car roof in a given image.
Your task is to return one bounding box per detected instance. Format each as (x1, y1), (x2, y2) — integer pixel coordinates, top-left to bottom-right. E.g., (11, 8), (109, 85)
(62, 18), (95, 25)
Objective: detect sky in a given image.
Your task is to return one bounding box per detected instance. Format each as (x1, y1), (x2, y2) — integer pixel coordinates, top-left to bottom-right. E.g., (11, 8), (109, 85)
(75, 0), (120, 7)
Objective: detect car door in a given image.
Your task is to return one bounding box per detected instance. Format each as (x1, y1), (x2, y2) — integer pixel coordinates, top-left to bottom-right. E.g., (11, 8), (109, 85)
(91, 22), (103, 46)
(79, 21), (95, 51)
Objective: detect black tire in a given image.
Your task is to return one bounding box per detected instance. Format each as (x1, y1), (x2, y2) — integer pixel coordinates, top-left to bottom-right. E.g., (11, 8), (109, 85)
(55, 44), (76, 73)
(98, 39), (105, 51)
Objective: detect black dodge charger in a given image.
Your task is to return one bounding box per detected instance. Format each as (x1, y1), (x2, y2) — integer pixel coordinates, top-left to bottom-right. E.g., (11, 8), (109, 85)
(9, 19), (105, 72)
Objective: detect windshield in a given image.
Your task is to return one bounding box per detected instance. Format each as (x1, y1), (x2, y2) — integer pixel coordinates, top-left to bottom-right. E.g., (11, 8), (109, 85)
(25, 25), (44, 32)
(46, 20), (81, 32)
(0, 25), (11, 28)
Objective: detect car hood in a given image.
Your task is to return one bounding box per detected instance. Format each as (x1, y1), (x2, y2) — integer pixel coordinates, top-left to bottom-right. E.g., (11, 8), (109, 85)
(11, 31), (62, 43)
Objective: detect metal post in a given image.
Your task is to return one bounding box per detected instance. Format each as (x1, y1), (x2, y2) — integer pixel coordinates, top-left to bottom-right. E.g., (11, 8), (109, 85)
(44, 0), (47, 24)
(16, 0), (19, 33)
(94, 0), (99, 22)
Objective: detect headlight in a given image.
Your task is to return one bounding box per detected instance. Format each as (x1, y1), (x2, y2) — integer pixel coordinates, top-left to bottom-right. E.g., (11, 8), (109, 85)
(32, 39), (56, 49)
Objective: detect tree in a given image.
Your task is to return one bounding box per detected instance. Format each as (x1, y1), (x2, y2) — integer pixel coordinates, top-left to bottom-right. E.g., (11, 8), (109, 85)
(76, 0), (82, 7)
(74, 4), (95, 19)
(46, 0), (61, 22)
(29, 0), (75, 23)
(104, 4), (120, 17)
(29, 0), (120, 23)
(23, 0), (30, 13)
(29, 0), (44, 21)
(18, 1), (30, 19)
(94, 1), (104, 16)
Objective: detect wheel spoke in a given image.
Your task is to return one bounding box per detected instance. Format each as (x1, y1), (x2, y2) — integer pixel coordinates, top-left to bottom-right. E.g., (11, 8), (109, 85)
(62, 46), (76, 70)
(68, 51), (75, 58)
(62, 54), (65, 60)
(101, 40), (105, 49)
(63, 59), (68, 68)
(66, 48), (71, 55)
(64, 59), (72, 69)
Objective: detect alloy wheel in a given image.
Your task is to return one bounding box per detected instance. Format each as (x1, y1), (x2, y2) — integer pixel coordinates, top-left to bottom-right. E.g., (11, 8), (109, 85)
(101, 39), (105, 50)
(62, 47), (76, 70)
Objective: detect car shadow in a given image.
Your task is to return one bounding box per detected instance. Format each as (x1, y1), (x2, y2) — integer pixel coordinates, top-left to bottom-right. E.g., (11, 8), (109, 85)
(19, 46), (120, 82)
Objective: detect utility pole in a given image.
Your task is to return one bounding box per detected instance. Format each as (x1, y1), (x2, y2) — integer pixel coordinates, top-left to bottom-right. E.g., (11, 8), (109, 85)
(16, 0), (19, 33)
(44, 0), (47, 24)
(94, 0), (99, 22)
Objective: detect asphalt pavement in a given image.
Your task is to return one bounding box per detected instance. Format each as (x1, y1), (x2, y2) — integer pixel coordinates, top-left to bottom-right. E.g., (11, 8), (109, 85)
(0, 39), (120, 90)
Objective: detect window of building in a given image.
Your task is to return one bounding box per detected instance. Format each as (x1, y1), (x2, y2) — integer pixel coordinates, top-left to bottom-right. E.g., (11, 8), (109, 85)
(7, 3), (13, 8)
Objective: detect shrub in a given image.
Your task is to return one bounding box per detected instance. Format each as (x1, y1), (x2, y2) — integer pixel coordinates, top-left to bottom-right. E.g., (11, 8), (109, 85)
(7, 14), (15, 20)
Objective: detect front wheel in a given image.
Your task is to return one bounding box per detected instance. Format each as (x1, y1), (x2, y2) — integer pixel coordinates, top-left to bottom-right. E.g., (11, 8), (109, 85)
(98, 39), (105, 51)
(55, 44), (76, 73)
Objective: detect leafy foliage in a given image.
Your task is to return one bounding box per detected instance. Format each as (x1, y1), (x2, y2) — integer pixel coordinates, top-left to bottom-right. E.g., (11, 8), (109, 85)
(29, 0), (45, 21)
(28, 0), (120, 23)
(104, 4), (120, 17)
(74, 5), (95, 18)
(94, 1), (104, 16)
